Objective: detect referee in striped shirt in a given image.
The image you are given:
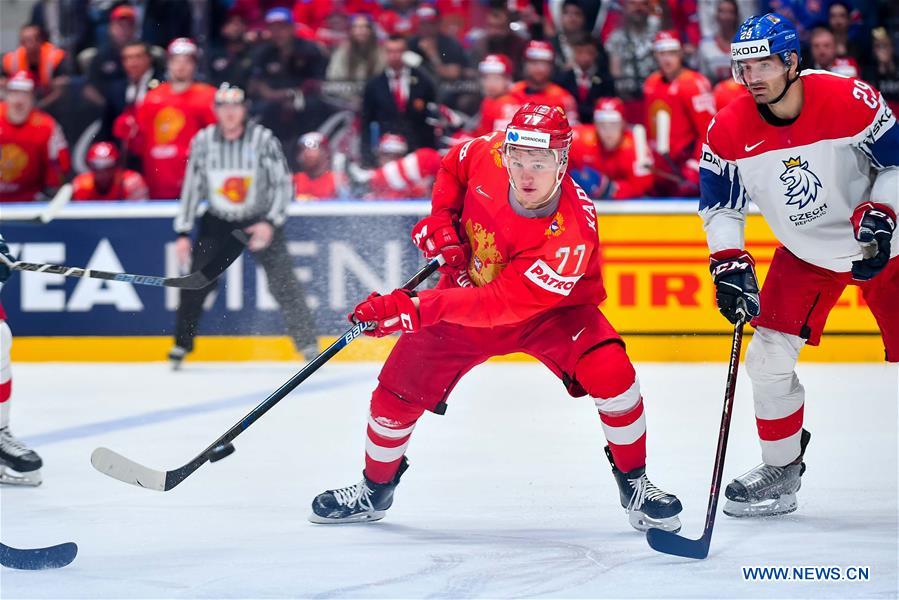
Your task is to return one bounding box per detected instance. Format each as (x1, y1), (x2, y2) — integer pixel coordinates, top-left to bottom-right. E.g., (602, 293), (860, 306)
(169, 83), (316, 368)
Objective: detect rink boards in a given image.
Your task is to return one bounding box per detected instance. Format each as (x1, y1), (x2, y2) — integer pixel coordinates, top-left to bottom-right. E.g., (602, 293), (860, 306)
(0, 200), (884, 362)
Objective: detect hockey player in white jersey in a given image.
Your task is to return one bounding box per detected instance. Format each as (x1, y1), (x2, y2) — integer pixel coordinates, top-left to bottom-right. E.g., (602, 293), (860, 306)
(0, 235), (43, 485)
(700, 13), (898, 517)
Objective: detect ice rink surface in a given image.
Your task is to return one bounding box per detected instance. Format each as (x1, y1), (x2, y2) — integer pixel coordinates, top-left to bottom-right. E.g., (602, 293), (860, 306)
(1, 359), (896, 599)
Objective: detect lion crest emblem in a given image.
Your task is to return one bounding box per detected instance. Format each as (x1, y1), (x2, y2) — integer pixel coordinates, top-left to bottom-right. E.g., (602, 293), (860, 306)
(779, 156), (822, 210)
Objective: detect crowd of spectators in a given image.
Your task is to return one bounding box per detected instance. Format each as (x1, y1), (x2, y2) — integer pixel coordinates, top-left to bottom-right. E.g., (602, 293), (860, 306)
(1, 0), (898, 203)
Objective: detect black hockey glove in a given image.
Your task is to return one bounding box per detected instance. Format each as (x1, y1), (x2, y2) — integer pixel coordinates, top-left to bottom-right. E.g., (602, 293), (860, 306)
(0, 235), (13, 283)
(710, 249), (760, 324)
(850, 202), (895, 281)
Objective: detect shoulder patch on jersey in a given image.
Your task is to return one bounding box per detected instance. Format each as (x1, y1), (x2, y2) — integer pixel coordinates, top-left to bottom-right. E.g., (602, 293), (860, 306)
(524, 259), (582, 296)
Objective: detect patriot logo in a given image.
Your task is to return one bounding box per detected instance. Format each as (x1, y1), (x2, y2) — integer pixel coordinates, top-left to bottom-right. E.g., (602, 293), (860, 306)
(779, 156), (822, 210)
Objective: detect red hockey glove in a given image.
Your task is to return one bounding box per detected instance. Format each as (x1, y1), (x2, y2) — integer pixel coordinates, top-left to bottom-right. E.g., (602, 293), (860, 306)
(710, 249), (760, 324)
(850, 202), (895, 281)
(349, 289), (420, 337)
(411, 215), (469, 270)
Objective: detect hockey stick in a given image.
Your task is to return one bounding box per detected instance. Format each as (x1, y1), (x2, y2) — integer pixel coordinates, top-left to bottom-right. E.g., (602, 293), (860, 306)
(646, 320), (745, 559)
(35, 183), (73, 224)
(0, 541), (78, 570)
(90, 256), (443, 492)
(0, 230), (247, 290)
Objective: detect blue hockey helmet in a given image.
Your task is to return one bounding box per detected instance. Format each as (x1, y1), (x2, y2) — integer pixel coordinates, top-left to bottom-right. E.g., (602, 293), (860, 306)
(730, 13), (801, 84)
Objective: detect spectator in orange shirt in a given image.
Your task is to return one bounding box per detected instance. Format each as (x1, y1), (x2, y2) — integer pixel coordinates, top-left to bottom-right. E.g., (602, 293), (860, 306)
(643, 30), (715, 196)
(134, 38), (216, 199)
(294, 132), (347, 200)
(472, 54), (520, 137)
(569, 97), (654, 199)
(1, 24), (68, 109)
(72, 142), (148, 201)
(509, 41), (579, 124)
(0, 71), (70, 203)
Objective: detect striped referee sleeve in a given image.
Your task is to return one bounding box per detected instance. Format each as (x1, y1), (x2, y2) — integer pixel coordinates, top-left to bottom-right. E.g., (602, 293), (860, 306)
(259, 129), (292, 228)
(174, 128), (210, 234)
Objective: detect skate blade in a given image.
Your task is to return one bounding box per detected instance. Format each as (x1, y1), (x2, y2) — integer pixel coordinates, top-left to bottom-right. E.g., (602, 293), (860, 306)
(308, 510), (386, 525)
(723, 494), (797, 518)
(0, 466), (42, 487)
(629, 510), (681, 533)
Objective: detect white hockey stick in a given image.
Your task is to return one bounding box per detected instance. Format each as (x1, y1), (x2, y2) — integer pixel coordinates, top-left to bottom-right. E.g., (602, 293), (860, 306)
(35, 183), (73, 224)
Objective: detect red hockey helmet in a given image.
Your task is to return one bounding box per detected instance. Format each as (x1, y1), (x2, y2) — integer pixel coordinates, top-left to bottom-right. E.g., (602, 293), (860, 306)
(167, 37), (198, 57)
(653, 30), (682, 53)
(6, 70), (35, 93)
(524, 40), (554, 62)
(504, 103), (572, 151)
(86, 142), (119, 170)
(478, 54), (514, 77)
(593, 97), (625, 123)
(378, 133), (409, 156)
(503, 103), (573, 198)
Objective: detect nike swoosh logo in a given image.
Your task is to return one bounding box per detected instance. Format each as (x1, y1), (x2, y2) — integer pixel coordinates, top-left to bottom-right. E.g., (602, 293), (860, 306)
(475, 185), (491, 199)
(744, 140), (764, 152)
(572, 327), (586, 342)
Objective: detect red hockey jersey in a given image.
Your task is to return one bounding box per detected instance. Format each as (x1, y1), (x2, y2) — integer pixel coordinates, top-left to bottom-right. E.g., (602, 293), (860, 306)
(569, 125), (654, 199)
(643, 68), (715, 164)
(0, 102), (69, 202)
(136, 82), (216, 199)
(368, 148), (441, 199)
(294, 170), (346, 200)
(72, 169), (148, 201)
(416, 132), (606, 328)
(473, 94), (521, 138)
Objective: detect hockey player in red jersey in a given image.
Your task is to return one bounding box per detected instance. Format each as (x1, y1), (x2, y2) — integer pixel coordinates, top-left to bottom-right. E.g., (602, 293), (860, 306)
(701, 14), (899, 517)
(0, 71), (69, 202)
(293, 132), (347, 200)
(509, 41), (579, 124)
(134, 38), (216, 199)
(355, 133), (442, 200)
(643, 31), (716, 196)
(569, 97), (655, 199)
(310, 104), (683, 531)
(0, 235), (43, 485)
(472, 54), (521, 138)
(72, 142), (148, 201)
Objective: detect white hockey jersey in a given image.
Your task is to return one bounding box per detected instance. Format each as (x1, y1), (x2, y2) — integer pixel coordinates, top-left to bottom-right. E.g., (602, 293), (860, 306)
(699, 70), (899, 272)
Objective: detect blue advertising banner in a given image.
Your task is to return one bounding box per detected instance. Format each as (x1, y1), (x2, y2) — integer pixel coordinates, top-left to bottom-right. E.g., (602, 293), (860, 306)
(0, 202), (431, 337)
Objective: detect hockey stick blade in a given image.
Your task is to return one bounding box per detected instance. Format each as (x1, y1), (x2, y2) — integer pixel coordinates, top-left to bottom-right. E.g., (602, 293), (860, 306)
(0, 542), (78, 570)
(644, 322), (745, 560)
(646, 528), (710, 559)
(35, 183), (73, 224)
(91, 447), (168, 491)
(90, 256), (443, 492)
(2, 229), (247, 290)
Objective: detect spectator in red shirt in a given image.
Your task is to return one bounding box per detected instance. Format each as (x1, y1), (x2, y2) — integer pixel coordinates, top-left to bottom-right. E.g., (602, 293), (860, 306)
(472, 54), (520, 137)
(294, 132), (347, 200)
(72, 142), (148, 201)
(509, 41), (580, 124)
(134, 38), (217, 199)
(377, 0), (420, 37)
(0, 71), (70, 202)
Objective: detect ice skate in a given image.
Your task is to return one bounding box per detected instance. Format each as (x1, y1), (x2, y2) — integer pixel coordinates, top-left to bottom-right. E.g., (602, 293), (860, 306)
(309, 457), (409, 524)
(724, 429), (810, 518)
(168, 345), (188, 371)
(0, 427), (42, 486)
(605, 447), (682, 532)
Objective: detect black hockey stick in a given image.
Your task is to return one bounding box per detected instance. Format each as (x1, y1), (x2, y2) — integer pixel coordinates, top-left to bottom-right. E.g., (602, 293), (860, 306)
(0, 541), (78, 570)
(646, 320), (745, 559)
(0, 230), (247, 290)
(90, 256), (443, 491)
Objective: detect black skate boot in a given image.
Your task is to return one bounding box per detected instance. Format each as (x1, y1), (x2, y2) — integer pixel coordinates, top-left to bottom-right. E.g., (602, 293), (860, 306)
(309, 457), (409, 524)
(724, 429), (811, 518)
(0, 427), (43, 486)
(605, 447), (682, 532)
(168, 345), (188, 371)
